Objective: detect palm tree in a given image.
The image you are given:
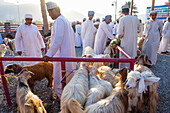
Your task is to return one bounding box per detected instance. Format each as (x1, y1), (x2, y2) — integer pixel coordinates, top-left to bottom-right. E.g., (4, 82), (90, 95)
(40, 0), (49, 35)
(118, 1), (139, 17)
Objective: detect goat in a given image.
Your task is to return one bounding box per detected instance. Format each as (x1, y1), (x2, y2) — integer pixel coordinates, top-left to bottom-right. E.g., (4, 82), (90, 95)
(135, 54), (152, 66)
(3, 38), (15, 56)
(0, 44), (7, 57)
(5, 62), (53, 92)
(137, 37), (145, 56)
(16, 69), (46, 113)
(84, 66), (112, 108)
(97, 66), (119, 88)
(125, 71), (160, 113)
(84, 67), (129, 113)
(83, 46), (111, 69)
(60, 62), (89, 113)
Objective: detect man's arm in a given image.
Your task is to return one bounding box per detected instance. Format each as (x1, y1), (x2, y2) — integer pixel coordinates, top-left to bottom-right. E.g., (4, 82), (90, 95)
(116, 19), (124, 39)
(45, 19), (65, 58)
(102, 23), (114, 40)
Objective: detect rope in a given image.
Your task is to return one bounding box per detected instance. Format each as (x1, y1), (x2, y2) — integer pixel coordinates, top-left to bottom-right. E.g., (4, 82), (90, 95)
(1, 75), (14, 87)
(4, 67), (14, 71)
(54, 69), (78, 90)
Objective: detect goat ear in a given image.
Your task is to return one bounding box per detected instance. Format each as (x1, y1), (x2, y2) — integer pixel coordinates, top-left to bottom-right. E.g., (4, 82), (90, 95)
(138, 77), (145, 93)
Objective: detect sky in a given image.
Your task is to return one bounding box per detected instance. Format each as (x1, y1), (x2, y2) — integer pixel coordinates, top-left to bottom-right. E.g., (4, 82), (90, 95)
(4, 0), (169, 22)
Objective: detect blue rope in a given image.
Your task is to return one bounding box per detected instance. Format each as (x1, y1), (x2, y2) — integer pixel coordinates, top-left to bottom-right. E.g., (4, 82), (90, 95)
(61, 68), (78, 83)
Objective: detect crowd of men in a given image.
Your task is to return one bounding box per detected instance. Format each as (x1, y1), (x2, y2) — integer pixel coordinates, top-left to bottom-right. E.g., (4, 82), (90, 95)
(1, 1), (170, 99)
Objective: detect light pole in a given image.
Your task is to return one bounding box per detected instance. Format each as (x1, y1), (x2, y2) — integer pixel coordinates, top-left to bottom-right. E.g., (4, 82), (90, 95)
(112, 0), (117, 21)
(17, 0), (20, 24)
(130, 0), (133, 15)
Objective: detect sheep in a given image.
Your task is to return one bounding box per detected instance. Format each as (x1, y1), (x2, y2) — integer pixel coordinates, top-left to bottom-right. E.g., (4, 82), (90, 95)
(16, 69), (46, 113)
(84, 66), (129, 113)
(60, 62), (89, 113)
(0, 44), (7, 57)
(97, 66), (119, 87)
(125, 71), (160, 113)
(5, 62), (53, 92)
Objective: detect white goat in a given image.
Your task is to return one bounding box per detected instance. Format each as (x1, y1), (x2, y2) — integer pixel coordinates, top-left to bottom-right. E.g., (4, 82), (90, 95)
(97, 66), (119, 87)
(125, 71), (160, 113)
(60, 62), (89, 113)
(85, 69), (129, 113)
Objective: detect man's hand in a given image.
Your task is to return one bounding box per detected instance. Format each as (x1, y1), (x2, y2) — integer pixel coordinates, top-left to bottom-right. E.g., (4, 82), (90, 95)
(17, 51), (22, 56)
(41, 48), (45, 52)
(42, 55), (50, 62)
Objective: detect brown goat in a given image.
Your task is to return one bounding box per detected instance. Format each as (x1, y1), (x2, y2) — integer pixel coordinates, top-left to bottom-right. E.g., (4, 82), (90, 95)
(5, 62), (53, 92)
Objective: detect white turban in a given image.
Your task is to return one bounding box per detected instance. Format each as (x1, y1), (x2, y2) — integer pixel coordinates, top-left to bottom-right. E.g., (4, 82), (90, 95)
(25, 14), (33, 19)
(46, 1), (58, 10)
(88, 11), (95, 15)
(121, 5), (129, 9)
(150, 10), (157, 14)
(94, 22), (100, 25)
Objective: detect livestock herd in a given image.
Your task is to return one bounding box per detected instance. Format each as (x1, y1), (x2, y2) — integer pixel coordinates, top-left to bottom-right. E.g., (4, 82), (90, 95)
(0, 37), (160, 113)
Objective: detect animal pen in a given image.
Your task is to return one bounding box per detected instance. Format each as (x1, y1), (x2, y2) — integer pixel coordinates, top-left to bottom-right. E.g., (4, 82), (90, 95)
(0, 45), (135, 106)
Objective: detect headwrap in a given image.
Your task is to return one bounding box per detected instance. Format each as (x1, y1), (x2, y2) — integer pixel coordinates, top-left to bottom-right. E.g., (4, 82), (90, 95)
(94, 22), (100, 25)
(88, 11), (95, 15)
(105, 15), (112, 19)
(121, 5), (129, 9)
(25, 14), (33, 19)
(149, 10), (157, 14)
(96, 18), (100, 21)
(46, 1), (58, 10)
(83, 18), (86, 21)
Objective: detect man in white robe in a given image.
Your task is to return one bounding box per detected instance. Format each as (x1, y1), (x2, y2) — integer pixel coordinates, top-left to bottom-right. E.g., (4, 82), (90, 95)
(81, 11), (95, 55)
(138, 19), (144, 38)
(94, 15), (114, 54)
(158, 16), (170, 54)
(116, 5), (140, 68)
(142, 11), (163, 65)
(112, 19), (119, 36)
(109, 21), (115, 31)
(93, 22), (100, 49)
(15, 14), (45, 66)
(75, 21), (82, 48)
(43, 2), (76, 99)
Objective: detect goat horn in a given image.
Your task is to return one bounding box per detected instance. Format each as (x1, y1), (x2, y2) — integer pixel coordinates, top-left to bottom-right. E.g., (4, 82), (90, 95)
(144, 55), (151, 65)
